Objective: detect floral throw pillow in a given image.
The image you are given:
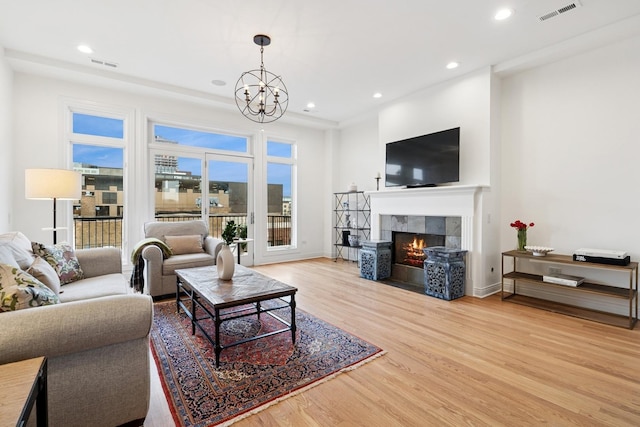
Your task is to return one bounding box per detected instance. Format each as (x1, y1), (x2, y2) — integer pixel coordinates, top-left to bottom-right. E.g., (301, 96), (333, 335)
(0, 263), (60, 311)
(31, 242), (85, 285)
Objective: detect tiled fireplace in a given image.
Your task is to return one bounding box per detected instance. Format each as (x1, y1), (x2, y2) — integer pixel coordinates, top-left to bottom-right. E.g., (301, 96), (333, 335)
(381, 215), (461, 288)
(367, 185), (482, 296)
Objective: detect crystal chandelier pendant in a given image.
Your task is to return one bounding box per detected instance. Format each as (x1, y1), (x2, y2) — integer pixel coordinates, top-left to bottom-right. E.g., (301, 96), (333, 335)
(235, 35), (289, 123)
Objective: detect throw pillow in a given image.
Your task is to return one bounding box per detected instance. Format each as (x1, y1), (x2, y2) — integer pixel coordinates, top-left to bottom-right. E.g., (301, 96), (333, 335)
(0, 263), (60, 311)
(0, 231), (33, 254)
(31, 242), (85, 285)
(27, 256), (62, 295)
(164, 234), (204, 255)
(0, 242), (34, 270)
(0, 245), (21, 268)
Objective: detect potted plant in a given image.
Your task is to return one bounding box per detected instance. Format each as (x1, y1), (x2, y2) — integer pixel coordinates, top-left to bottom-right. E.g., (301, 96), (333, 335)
(237, 224), (248, 251)
(222, 220), (237, 245)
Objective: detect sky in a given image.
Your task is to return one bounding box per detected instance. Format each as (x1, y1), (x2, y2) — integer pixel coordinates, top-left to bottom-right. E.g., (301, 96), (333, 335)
(72, 113), (292, 196)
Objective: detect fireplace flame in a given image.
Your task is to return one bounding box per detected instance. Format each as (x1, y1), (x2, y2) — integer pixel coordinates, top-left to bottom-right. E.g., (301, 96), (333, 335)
(402, 237), (427, 267)
(411, 237), (425, 249)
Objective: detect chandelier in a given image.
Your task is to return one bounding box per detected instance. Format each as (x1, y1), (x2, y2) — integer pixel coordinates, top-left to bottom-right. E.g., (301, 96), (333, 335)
(235, 34), (289, 123)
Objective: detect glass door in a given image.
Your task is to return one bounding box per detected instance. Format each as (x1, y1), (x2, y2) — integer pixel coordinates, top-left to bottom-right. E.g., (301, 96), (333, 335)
(207, 155), (253, 265)
(153, 154), (204, 220)
(151, 149), (254, 264)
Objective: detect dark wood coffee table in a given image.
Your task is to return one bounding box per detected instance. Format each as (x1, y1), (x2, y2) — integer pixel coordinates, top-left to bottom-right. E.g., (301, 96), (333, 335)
(175, 264), (297, 367)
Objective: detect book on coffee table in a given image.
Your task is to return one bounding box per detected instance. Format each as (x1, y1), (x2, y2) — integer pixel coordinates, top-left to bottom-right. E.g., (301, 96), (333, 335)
(542, 273), (585, 287)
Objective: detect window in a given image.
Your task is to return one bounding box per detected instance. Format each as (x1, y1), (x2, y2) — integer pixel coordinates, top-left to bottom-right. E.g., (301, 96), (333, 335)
(73, 113), (124, 138)
(102, 192), (117, 204)
(153, 124), (248, 153)
(70, 112), (126, 249)
(266, 140), (295, 248)
(150, 123), (253, 262)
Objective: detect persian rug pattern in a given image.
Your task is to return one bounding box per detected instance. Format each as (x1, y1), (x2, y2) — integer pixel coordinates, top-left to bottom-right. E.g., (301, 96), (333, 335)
(150, 300), (384, 426)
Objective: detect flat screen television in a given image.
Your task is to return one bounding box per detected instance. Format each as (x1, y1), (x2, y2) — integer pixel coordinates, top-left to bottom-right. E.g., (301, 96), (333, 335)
(385, 127), (460, 188)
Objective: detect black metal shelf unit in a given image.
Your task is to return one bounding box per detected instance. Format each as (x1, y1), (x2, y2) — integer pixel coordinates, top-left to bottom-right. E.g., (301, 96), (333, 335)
(333, 191), (371, 262)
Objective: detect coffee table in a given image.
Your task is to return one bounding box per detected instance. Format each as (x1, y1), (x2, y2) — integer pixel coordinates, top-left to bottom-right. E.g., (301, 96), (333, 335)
(175, 264), (297, 367)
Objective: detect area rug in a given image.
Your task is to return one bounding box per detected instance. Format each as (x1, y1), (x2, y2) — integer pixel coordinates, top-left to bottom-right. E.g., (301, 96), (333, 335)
(150, 299), (384, 427)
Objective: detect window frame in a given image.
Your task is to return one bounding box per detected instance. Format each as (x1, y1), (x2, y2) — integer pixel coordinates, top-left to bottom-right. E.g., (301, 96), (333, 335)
(264, 137), (297, 252)
(62, 99), (134, 257)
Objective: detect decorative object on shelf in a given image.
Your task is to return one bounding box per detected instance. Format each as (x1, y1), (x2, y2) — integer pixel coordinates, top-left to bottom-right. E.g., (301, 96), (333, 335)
(348, 234), (360, 247)
(524, 246), (554, 257)
(342, 230), (350, 246)
(216, 244), (235, 280)
(375, 172), (381, 191)
(510, 219), (534, 251)
(345, 214), (351, 228)
(234, 34), (289, 123)
(25, 168), (82, 244)
(348, 182), (358, 192)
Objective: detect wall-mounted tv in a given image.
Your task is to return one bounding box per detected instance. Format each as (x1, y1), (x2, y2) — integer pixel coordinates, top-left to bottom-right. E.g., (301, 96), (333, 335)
(385, 127), (460, 188)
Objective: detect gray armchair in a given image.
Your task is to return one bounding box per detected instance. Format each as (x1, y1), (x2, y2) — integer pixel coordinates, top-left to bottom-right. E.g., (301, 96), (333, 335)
(141, 220), (224, 298)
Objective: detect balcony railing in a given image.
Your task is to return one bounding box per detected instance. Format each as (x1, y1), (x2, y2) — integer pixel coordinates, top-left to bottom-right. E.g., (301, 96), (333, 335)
(74, 216), (123, 250)
(73, 214), (291, 249)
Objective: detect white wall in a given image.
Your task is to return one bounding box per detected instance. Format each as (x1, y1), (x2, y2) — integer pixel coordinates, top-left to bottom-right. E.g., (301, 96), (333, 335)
(501, 34), (640, 259)
(0, 48), (13, 232)
(335, 116), (381, 193)
(11, 73), (328, 264)
(379, 67), (493, 186)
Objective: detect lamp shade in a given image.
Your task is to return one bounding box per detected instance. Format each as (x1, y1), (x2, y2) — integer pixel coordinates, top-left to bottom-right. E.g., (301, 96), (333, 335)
(25, 169), (82, 200)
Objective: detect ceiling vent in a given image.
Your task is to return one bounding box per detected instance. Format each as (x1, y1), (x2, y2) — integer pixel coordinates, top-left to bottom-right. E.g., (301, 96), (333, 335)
(538, 1), (581, 22)
(90, 58), (118, 68)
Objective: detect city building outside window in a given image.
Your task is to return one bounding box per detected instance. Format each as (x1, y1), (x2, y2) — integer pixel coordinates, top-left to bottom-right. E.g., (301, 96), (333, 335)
(70, 112), (126, 249)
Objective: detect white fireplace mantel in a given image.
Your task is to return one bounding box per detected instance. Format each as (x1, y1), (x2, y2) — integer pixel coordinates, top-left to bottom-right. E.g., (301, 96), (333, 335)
(366, 185), (484, 249)
(366, 185), (487, 297)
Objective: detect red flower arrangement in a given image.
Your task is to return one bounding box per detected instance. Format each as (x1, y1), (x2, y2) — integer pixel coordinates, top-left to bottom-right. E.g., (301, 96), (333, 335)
(510, 220), (534, 230)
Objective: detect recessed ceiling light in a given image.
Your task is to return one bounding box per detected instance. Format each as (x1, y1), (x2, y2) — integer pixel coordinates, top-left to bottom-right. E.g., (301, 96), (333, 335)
(446, 62), (459, 69)
(373, 93), (382, 99)
(77, 44), (93, 54)
(306, 102), (316, 109)
(494, 8), (514, 21)
(211, 80), (226, 86)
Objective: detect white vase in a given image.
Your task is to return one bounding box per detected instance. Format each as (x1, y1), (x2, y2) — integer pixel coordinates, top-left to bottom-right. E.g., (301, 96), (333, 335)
(216, 244), (235, 280)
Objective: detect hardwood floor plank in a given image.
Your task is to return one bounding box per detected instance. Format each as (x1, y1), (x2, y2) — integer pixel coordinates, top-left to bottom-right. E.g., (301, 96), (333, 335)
(145, 258), (640, 426)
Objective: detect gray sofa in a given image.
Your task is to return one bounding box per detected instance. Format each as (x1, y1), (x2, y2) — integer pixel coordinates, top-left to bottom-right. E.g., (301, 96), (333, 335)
(0, 233), (152, 427)
(141, 220), (224, 298)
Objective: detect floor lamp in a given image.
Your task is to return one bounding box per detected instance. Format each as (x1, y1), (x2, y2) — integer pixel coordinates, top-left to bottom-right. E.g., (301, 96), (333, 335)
(25, 168), (82, 244)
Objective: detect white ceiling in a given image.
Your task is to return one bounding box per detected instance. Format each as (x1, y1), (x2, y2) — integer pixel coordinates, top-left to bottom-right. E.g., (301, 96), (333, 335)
(1, 0), (640, 126)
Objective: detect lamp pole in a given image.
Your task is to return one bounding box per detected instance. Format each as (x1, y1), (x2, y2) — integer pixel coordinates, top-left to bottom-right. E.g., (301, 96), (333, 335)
(52, 198), (57, 244)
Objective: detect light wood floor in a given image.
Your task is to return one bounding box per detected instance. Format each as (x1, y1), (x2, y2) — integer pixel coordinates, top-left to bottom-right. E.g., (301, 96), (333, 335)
(144, 258), (640, 427)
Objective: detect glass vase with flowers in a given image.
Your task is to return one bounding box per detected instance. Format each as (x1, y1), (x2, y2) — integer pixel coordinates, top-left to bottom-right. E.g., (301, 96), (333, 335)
(510, 220), (534, 251)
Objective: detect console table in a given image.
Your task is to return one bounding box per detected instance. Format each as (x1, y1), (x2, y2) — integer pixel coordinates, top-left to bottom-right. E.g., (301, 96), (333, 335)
(501, 250), (638, 329)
